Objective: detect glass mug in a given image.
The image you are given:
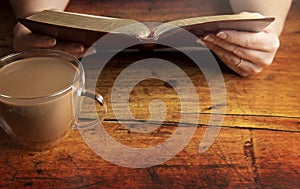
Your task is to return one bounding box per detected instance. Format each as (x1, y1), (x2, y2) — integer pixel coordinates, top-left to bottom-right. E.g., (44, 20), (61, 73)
(0, 49), (106, 150)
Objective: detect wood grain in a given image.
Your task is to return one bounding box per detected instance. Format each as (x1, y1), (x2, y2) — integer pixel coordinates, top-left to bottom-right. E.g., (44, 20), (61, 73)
(0, 0), (299, 188)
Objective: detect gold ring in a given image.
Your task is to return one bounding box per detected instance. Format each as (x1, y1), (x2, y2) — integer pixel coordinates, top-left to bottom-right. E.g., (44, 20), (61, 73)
(235, 58), (243, 67)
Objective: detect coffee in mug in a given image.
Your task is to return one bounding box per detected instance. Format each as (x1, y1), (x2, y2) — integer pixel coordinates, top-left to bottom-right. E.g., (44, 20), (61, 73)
(0, 49), (106, 150)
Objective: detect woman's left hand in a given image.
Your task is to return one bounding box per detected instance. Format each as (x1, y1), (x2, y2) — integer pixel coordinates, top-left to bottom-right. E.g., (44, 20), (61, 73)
(199, 27), (280, 77)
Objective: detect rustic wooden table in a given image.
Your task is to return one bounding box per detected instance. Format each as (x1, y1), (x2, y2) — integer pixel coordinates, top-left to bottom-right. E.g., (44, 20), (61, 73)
(0, 0), (299, 188)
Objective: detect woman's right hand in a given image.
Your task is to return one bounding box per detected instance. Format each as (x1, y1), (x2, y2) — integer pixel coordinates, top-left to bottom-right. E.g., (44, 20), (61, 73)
(12, 23), (93, 58)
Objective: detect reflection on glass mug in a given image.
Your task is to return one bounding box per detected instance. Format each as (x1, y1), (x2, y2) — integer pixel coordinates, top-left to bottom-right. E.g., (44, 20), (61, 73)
(0, 49), (106, 150)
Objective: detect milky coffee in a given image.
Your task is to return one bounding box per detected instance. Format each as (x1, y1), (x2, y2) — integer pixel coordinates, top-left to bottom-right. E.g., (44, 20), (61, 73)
(0, 57), (79, 150)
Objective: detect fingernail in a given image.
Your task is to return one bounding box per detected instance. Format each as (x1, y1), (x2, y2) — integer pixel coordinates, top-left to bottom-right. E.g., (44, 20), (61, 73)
(44, 37), (56, 46)
(85, 47), (97, 56)
(203, 35), (214, 42)
(73, 44), (84, 52)
(196, 39), (205, 46)
(216, 31), (227, 39)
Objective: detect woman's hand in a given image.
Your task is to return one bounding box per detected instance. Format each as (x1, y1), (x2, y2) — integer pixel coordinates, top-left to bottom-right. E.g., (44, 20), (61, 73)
(12, 23), (94, 58)
(199, 27), (280, 77)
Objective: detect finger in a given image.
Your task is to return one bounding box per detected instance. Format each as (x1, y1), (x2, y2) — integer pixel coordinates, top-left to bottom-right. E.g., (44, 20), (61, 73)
(215, 30), (280, 52)
(205, 42), (263, 76)
(234, 58), (263, 76)
(83, 47), (97, 57)
(203, 35), (275, 67)
(13, 23), (57, 51)
(51, 43), (97, 58)
(204, 42), (246, 76)
(51, 42), (85, 54)
(72, 49), (95, 59)
(19, 33), (57, 48)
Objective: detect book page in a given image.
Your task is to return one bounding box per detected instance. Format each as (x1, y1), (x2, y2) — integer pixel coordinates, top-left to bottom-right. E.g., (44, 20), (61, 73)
(28, 10), (150, 39)
(154, 12), (268, 37)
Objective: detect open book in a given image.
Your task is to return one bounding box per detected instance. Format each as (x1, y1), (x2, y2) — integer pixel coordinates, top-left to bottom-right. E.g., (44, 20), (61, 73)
(19, 10), (274, 47)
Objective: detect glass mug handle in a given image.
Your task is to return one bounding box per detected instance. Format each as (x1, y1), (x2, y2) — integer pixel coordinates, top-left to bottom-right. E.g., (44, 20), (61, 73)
(73, 89), (107, 129)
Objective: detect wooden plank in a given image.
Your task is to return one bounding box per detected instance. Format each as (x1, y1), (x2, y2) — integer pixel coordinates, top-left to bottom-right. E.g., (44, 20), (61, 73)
(0, 0), (299, 188)
(0, 124), (260, 188)
(252, 130), (300, 188)
(80, 49), (300, 131)
(1, 122), (299, 188)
